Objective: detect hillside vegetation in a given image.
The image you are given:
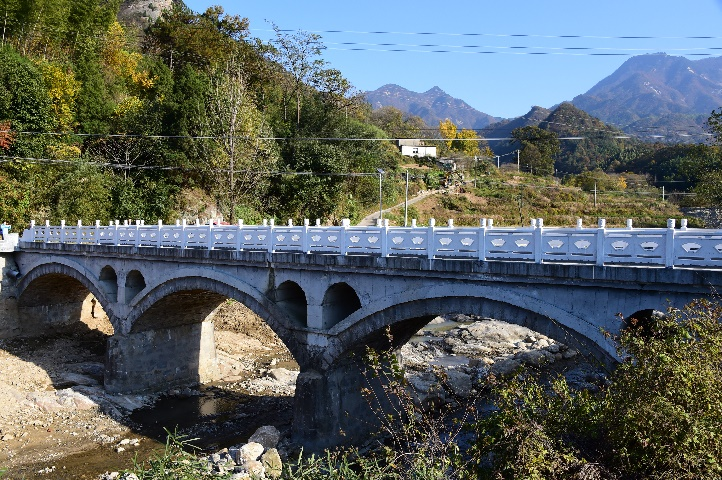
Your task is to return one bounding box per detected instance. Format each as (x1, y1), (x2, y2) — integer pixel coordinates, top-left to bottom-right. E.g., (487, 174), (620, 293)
(384, 167), (695, 228)
(0, 1), (403, 227)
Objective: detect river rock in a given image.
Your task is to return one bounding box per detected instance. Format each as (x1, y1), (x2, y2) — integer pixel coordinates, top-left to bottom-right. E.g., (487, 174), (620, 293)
(515, 349), (553, 366)
(239, 442), (264, 463)
(261, 448), (283, 479)
(244, 459), (265, 477)
(268, 368), (298, 385)
(445, 370), (472, 398)
(407, 372), (445, 408)
(248, 425), (280, 450)
(465, 320), (531, 348)
(57, 372), (100, 387)
(490, 358), (521, 376)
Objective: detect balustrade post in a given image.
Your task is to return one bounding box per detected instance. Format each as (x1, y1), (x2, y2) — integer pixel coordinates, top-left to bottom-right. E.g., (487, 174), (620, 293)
(534, 218), (544, 264)
(302, 219), (310, 253)
(95, 220), (101, 245)
(157, 220), (163, 247)
(60, 220), (66, 243)
(134, 220), (141, 248)
(268, 219), (275, 253)
(29, 220), (36, 242)
(341, 218), (350, 256)
(576, 218), (583, 229)
(114, 220), (119, 246)
(596, 219), (606, 266)
(411, 219), (417, 227)
(427, 218), (436, 259)
(77, 220), (82, 244)
(45, 220), (51, 243)
(665, 219), (676, 268)
(235, 219), (243, 251)
(478, 218), (487, 261)
(381, 219), (390, 257)
(207, 220), (214, 250)
(680, 219), (688, 231)
(181, 219), (188, 249)
(626, 219), (633, 229)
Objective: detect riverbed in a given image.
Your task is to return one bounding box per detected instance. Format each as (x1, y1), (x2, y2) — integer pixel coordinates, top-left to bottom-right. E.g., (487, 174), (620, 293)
(0, 303), (602, 479)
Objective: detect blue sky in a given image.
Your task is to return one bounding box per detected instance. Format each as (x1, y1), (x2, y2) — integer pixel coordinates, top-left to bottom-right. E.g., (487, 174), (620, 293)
(184, 0), (722, 119)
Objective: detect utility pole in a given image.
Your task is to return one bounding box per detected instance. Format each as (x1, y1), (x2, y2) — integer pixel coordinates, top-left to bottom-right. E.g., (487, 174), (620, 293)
(662, 185), (665, 201)
(404, 170), (409, 227)
(517, 150), (520, 171)
(377, 169), (384, 221)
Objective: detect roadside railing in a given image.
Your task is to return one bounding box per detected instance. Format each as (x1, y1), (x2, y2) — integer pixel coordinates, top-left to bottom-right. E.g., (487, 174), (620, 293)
(19, 217), (722, 268)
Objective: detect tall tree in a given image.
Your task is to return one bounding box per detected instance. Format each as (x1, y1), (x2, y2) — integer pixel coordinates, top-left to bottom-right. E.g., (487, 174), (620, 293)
(202, 55), (278, 221)
(269, 24), (327, 126)
(143, 4), (249, 72)
(511, 125), (560, 175)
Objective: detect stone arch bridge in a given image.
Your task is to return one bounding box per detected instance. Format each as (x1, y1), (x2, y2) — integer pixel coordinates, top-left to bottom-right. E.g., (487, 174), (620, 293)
(7, 218), (722, 449)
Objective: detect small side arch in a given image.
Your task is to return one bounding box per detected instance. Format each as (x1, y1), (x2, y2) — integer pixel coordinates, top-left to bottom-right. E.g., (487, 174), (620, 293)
(99, 266), (118, 302)
(125, 270), (146, 304)
(322, 282), (361, 329)
(273, 280), (308, 327)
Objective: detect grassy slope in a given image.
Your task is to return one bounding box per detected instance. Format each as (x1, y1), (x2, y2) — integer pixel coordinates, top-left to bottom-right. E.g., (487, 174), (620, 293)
(383, 170), (697, 228)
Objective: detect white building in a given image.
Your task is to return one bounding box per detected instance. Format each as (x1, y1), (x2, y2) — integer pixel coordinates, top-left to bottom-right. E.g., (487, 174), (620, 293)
(397, 139), (437, 158)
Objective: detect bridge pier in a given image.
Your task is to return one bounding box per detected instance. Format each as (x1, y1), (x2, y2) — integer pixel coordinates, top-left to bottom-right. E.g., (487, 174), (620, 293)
(105, 321), (220, 393)
(293, 356), (385, 451)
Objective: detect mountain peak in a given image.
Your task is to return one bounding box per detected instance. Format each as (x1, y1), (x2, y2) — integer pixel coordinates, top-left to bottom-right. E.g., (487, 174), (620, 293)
(424, 86), (447, 95)
(365, 85), (499, 129)
(572, 53), (722, 127)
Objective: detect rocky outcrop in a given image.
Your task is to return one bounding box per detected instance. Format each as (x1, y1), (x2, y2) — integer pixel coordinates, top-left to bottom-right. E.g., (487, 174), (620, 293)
(118, 0), (176, 28)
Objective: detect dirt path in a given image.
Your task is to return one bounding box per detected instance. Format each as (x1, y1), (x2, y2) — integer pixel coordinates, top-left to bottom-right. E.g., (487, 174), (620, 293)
(356, 189), (442, 226)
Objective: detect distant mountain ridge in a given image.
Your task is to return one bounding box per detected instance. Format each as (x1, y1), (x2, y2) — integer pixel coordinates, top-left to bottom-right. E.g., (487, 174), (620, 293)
(367, 54), (722, 142)
(571, 53), (722, 137)
(364, 84), (500, 129)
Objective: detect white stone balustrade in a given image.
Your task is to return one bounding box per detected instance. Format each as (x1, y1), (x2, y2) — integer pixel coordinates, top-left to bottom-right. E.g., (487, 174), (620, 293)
(20, 217), (722, 268)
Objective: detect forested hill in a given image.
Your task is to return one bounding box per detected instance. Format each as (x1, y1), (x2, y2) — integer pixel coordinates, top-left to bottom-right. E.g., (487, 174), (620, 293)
(0, 1), (403, 227)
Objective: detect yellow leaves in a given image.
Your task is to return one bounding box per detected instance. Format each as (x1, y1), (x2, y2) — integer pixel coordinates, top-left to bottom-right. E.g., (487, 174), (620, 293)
(114, 97), (143, 118)
(439, 118), (457, 149)
(46, 144), (81, 160)
(617, 175), (627, 190)
(440, 119), (484, 156)
(102, 22), (155, 91)
(457, 128), (482, 157)
(37, 62), (80, 131)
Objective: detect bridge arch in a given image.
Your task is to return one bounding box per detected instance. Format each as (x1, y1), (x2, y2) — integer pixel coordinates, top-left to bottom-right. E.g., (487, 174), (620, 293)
(99, 266), (118, 302)
(125, 270), (146, 304)
(320, 286), (621, 370)
(16, 261), (118, 334)
(273, 280), (308, 328)
(322, 282), (362, 330)
(126, 273), (307, 365)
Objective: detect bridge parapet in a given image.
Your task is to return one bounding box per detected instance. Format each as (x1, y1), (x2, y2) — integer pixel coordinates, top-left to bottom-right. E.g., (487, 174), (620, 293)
(19, 217), (722, 268)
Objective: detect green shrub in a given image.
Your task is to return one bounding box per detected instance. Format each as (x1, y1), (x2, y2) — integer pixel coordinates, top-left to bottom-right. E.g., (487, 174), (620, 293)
(603, 300), (722, 478)
(468, 299), (722, 479)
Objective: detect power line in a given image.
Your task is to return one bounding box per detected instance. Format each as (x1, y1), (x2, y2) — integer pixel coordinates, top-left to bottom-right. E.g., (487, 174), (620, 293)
(261, 28), (722, 42)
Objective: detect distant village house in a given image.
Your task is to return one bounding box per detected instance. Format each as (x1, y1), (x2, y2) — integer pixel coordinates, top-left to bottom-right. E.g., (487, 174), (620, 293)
(396, 139), (437, 158)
